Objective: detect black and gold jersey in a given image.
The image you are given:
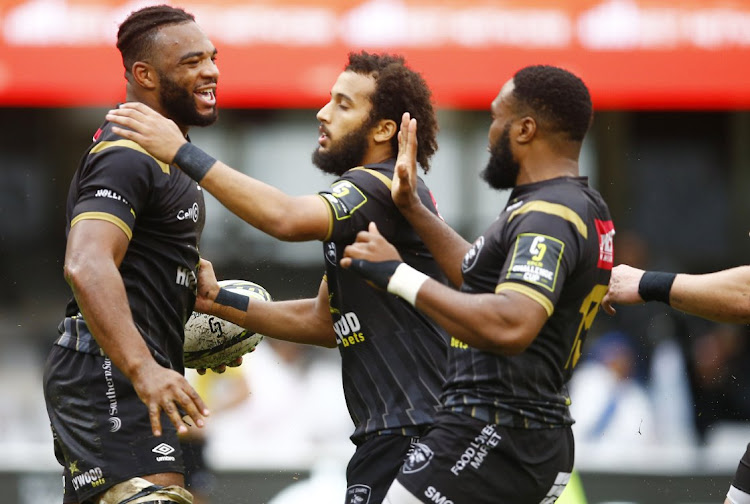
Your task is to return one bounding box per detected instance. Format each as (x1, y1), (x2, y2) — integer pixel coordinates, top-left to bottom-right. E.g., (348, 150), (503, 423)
(444, 176), (614, 429)
(318, 160), (449, 443)
(56, 119), (205, 373)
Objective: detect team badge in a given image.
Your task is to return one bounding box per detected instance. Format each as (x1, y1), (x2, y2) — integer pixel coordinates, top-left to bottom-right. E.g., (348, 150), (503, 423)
(325, 242), (337, 265)
(402, 442), (434, 474)
(346, 484), (371, 504)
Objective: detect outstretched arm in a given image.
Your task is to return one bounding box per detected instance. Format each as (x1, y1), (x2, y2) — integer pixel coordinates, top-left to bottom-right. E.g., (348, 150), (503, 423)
(106, 103), (330, 242)
(603, 263), (750, 324)
(391, 113), (471, 287)
(65, 220), (208, 436)
(196, 259), (337, 348)
(341, 223), (547, 355)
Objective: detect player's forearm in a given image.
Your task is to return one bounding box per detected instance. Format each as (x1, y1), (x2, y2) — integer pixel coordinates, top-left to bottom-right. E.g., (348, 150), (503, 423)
(399, 203), (471, 287)
(199, 162), (327, 241)
(208, 297), (337, 348)
(247, 298), (337, 347)
(670, 267), (750, 323)
(415, 286), (542, 355)
(66, 261), (155, 378)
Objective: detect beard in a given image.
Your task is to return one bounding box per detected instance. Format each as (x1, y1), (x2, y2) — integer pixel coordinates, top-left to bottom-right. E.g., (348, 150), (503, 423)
(312, 120), (372, 176)
(480, 123), (520, 190)
(158, 71), (218, 127)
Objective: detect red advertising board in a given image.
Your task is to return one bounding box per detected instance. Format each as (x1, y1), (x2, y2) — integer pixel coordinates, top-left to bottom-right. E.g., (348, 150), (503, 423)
(1, 0), (749, 109)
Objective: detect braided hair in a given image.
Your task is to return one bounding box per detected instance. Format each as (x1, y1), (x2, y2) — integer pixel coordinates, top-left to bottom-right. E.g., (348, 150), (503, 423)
(116, 4), (195, 77)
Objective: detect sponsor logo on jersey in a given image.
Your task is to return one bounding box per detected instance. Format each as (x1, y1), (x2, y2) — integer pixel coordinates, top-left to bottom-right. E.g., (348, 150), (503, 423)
(595, 219), (615, 270)
(69, 463), (106, 491)
(450, 424), (502, 476)
(506, 233), (564, 292)
(450, 337), (468, 349)
(94, 188), (128, 206)
(176, 265), (197, 291)
(403, 442), (434, 474)
(325, 242), (337, 266)
(461, 236), (485, 273)
(333, 311), (365, 347)
(425, 486), (454, 504)
(101, 358), (121, 432)
(177, 202), (200, 223)
(345, 484), (372, 504)
(152, 443), (176, 462)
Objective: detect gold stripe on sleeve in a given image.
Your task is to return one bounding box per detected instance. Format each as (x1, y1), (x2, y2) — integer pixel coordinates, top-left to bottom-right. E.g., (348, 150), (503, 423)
(496, 282), (554, 317)
(508, 201), (587, 239)
(350, 167), (393, 189)
(90, 139), (170, 175)
(71, 212), (133, 241)
(317, 194), (335, 242)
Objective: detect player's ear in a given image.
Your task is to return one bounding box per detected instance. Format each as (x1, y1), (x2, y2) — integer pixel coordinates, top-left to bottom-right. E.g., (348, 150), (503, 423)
(132, 61), (157, 91)
(515, 116), (536, 144)
(372, 119), (397, 144)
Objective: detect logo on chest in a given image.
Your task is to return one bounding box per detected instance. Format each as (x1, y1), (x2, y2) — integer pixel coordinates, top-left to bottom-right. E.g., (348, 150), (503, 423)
(177, 202), (200, 223)
(334, 311), (365, 347)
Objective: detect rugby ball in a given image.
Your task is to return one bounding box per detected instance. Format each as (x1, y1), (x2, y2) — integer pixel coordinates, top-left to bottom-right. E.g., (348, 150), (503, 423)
(183, 279), (272, 369)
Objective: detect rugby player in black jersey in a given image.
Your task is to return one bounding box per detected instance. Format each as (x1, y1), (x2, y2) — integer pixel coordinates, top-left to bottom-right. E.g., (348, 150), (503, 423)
(43, 5), (220, 504)
(604, 265), (750, 504)
(106, 52), (450, 504)
(341, 65), (615, 503)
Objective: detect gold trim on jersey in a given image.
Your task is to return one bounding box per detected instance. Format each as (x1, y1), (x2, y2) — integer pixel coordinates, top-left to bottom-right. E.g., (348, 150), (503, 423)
(71, 212), (133, 240)
(350, 166), (393, 189)
(508, 201), (587, 239)
(90, 139), (171, 175)
(496, 282), (554, 317)
(318, 194), (335, 241)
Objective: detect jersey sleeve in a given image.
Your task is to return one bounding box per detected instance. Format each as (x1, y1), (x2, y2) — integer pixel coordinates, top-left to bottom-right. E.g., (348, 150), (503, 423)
(496, 203), (587, 316)
(317, 170), (392, 242)
(70, 145), (158, 240)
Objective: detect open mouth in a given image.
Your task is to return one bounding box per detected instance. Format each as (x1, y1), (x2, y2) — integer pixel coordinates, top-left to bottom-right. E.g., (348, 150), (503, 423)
(195, 89), (216, 107)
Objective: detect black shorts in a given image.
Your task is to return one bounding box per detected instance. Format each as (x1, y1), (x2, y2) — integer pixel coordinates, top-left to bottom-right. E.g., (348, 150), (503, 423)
(391, 409), (574, 504)
(346, 433), (420, 504)
(43, 345), (184, 504)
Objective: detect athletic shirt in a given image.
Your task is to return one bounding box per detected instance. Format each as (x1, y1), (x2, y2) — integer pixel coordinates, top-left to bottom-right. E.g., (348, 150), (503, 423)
(318, 160), (449, 444)
(55, 119), (205, 374)
(443, 176), (614, 428)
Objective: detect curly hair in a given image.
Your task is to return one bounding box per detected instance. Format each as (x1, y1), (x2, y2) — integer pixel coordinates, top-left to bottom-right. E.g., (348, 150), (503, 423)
(511, 65), (592, 142)
(116, 5), (195, 77)
(345, 51), (438, 173)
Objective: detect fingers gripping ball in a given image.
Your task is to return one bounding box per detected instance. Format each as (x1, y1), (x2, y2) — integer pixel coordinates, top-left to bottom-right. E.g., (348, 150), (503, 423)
(183, 280), (272, 369)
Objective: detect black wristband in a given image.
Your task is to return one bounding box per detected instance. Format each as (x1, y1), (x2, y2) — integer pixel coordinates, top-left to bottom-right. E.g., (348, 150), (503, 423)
(215, 288), (249, 312)
(347, 259), (402, 290)
(638, 271), (676, 305)
(172, 142), (217, 182)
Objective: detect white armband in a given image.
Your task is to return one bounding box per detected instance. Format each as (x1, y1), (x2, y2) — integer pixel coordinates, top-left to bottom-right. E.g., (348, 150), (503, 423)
(386, 263), (430, 306)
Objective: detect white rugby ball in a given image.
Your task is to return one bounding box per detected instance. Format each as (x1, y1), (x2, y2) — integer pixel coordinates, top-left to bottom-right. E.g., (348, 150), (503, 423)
(183, 279), (272, 369)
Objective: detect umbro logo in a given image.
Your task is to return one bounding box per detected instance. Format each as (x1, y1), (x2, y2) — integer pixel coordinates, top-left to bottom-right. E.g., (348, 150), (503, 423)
(152, 443), (176, 461)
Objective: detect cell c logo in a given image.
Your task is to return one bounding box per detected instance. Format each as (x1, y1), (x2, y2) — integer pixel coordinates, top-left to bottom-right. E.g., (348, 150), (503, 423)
(177, 203), (200, 222)
(108, 417), (122, 432)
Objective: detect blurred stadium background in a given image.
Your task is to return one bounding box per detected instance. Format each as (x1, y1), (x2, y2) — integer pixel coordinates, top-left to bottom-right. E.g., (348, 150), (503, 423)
(1, 0), (750, 502)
